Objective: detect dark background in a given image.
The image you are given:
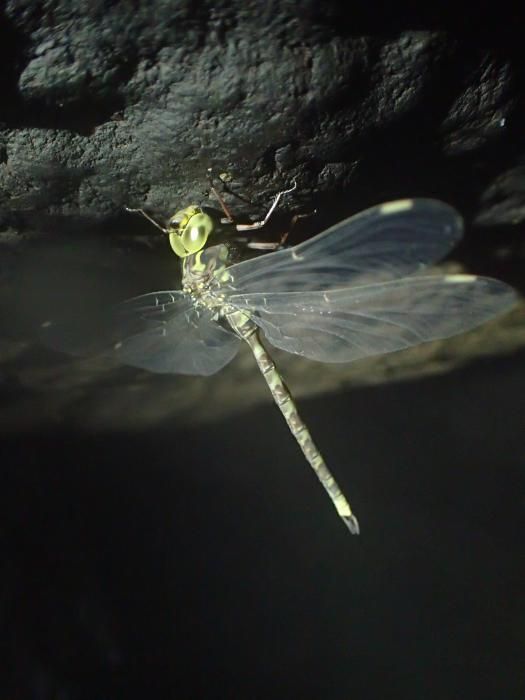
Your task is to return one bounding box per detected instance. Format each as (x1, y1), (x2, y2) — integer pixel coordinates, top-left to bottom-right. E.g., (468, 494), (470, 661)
(3, 354), (524, 698)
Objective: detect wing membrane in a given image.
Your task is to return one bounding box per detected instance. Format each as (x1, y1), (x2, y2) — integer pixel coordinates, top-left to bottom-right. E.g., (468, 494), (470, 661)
(229, 276), (516, 362)
(111, 291), (240, 375)
(41, 198), (514, 375)
(42, 290), (240, 376)
(227, 199), (463, 293)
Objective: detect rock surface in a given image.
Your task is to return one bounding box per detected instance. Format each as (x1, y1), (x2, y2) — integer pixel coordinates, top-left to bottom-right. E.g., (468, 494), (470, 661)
(1, 2), (524, 431)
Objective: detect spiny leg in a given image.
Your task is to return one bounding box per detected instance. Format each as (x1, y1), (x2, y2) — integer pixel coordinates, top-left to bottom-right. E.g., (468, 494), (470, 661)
(229, 312), (359, 534)
(207, 168), (297, 244)
(234, 180), (297, 233)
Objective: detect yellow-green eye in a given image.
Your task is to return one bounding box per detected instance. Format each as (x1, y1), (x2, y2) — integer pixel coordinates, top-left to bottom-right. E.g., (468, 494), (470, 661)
(168, 234), (188, 257)
(181, 212), (213, 253)
(166, 207), (214, 257)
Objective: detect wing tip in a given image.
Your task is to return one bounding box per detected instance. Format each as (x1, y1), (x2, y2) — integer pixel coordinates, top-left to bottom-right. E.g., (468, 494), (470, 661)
(379, 198), (463, 236)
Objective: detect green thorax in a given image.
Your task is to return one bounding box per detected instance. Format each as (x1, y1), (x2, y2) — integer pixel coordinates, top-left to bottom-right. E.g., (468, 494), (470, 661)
(181, 243), (233, 303)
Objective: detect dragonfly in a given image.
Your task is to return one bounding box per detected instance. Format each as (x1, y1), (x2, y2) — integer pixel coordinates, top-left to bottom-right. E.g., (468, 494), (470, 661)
(42, 196), (517, 534)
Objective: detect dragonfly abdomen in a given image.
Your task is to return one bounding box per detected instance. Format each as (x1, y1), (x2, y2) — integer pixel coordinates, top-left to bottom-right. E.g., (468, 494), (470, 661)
(226, 308), (360, 535)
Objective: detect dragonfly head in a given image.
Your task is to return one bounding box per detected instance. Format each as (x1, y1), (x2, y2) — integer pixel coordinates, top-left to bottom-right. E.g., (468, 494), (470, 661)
(167, 206), (214, 258)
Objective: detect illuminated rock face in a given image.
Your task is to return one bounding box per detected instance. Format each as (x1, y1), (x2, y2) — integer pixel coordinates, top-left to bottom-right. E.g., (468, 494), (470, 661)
(0, 3), (523, 431)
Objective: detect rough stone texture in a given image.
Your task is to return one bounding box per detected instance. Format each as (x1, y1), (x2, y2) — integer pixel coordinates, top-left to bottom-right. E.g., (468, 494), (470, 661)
(0, 0), (524, 433)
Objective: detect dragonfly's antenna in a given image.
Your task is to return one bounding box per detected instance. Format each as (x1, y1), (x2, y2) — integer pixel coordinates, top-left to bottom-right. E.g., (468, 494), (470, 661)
(124, 206), (168, 234)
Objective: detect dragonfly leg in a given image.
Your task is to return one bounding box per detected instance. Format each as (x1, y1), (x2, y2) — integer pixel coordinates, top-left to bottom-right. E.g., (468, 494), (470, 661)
(240, 202), (317, 252)
(207, 168), (254, 212)
(206, 169), (236, 223)
(208, 172), (298, 251)
(278, 209), (317, 248)
(235, 180), (297, 232)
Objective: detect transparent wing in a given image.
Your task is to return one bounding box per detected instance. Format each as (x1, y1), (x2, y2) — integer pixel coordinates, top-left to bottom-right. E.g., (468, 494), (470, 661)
(228, 275), (516, 362)
(110, 291), (241, 375)
(42, 291), (240, 376)
(226, 199), (463, 293)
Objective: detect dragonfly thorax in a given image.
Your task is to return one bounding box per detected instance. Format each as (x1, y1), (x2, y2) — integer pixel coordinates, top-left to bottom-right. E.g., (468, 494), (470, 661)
(182, 244), (232, 311)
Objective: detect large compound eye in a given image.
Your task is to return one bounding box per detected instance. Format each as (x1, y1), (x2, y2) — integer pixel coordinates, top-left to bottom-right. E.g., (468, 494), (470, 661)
(166, 207), (214, 257)
(167, 207), (195, 236)
(168, 234), (188, 257)
(168, 213), (184, 229)
(180, 212), (214, 254)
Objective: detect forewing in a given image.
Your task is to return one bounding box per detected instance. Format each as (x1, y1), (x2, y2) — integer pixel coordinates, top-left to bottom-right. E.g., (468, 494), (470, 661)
(227, 199), (463, 292)
(229, 276), (516, 363)
(42, 290), (240, 376)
